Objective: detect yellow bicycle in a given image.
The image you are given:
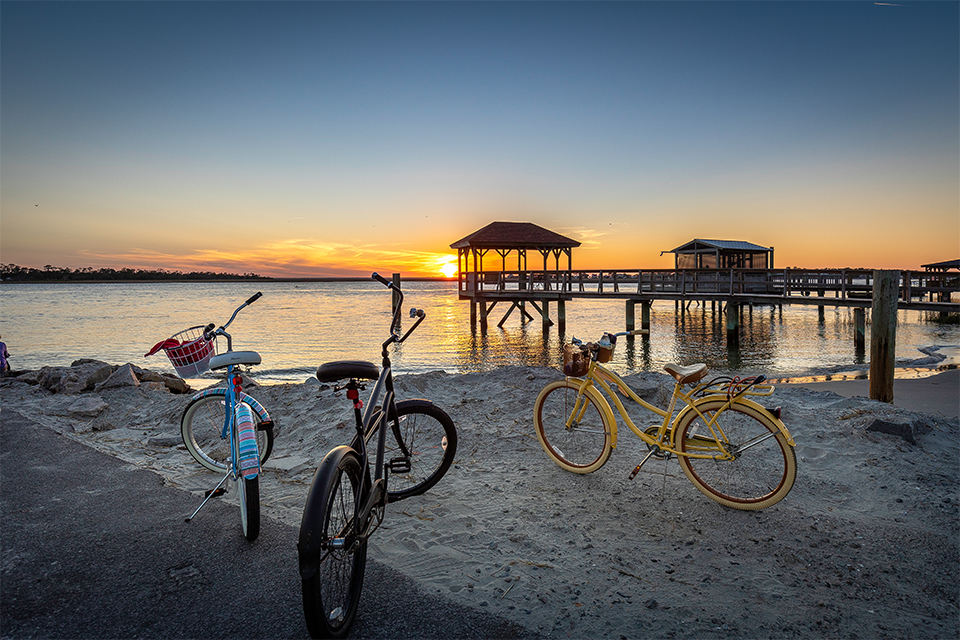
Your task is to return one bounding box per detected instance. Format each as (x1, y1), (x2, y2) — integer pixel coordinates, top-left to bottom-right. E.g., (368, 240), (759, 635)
(533, 332), (797, 510)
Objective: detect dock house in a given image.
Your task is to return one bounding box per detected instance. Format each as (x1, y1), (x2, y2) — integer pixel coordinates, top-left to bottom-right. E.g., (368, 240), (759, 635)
(920, 259), (959, 303)
(664, 239), (774, 270)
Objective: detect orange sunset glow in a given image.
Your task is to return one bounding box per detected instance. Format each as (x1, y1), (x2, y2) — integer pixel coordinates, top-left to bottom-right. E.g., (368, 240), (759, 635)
(1, 3), (956, 279)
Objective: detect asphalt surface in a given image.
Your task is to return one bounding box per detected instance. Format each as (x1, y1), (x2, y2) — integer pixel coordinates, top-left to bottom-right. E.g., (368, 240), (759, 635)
(0, 409), (536, 640)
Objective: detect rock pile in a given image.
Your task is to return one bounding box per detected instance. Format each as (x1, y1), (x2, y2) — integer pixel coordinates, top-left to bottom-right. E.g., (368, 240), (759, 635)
(5, 359), (190, 395)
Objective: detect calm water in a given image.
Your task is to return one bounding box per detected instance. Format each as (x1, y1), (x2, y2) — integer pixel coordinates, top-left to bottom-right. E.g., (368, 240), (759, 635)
(1, 281), (957, 385)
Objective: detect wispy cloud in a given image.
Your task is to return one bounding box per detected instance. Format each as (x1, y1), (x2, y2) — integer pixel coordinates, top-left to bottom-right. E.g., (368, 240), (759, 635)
(78, 240), (458, 278)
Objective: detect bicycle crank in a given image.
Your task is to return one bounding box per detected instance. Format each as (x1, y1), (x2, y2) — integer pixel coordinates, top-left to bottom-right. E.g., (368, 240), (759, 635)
(643, 426), (672, 460)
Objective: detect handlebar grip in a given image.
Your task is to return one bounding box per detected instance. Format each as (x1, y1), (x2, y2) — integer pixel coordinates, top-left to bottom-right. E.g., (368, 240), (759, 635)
(371, 272), (392, 287)
(755, 375), (766, 385)
(245, 292), (262, 305)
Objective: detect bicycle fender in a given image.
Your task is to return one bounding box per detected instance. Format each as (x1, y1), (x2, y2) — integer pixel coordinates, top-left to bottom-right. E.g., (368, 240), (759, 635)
(677, 395), (796, 448)
(191, 387), (273, 424)
(235, 403), (260, 480)
(736, 397), (796, 447)
(297, 445), (356, 581)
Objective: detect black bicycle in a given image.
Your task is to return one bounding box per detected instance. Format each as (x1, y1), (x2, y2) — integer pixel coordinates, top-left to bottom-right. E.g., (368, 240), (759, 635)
(297, 273), (458, 638)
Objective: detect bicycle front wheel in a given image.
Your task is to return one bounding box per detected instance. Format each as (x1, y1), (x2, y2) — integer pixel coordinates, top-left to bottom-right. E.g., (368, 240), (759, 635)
(238, 475), (260, 542)
(301, 449), (368, 639)
(181, 393), (274, 473)
(534, 381), (613, 474)
(381, 400), (458, 502)
(676, 399), (797, 510)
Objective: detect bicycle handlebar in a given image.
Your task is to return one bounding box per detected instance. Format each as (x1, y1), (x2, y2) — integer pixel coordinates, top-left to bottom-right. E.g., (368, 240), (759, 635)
(372, 273), (426, 354)
(203, 292), (263, 341)
(371, 272), (392, 288)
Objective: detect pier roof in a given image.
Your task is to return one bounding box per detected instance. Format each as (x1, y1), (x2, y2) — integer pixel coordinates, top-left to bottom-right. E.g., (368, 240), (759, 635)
(667, 239), (772, 253)
(921, 259), (959, 271)
(450, 222), (580, 250)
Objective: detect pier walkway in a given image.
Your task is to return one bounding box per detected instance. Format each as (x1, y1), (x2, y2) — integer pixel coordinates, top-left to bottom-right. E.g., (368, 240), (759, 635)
(458, 268), (959, 332)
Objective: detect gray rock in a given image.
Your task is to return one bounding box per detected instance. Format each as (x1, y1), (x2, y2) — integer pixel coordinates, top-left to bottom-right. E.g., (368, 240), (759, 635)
(90, 415), (119, 432)
(95, 364), (141, 391)
(67, 395), (108, 418)
(147, 435), (181, 448)
(41, 361), (114, 394)
(159, 375), (190, 394)
(865, 417), (933, 444)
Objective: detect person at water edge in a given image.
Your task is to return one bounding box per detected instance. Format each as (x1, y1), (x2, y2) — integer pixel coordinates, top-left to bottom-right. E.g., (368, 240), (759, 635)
(0, 336), (10, 375)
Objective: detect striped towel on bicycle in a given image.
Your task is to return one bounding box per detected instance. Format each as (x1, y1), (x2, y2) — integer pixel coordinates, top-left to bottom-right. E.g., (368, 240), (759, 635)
(235, 403), (261, 480)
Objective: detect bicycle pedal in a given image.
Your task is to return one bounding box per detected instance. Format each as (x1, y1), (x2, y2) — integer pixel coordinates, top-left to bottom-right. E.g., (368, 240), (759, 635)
(628, 465), (642, 481)
(387, 457), (411, 474)
(258, 419), (274, 432)
(205, 487), (227, 499)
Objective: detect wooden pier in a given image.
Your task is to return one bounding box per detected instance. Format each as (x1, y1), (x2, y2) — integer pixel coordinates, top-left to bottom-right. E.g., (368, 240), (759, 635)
(457, 267), (959, 333)
(451, 223), (958, 403)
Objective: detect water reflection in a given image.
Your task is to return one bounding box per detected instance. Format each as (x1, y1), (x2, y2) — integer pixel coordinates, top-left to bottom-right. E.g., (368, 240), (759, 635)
(1, 281), (956, 384)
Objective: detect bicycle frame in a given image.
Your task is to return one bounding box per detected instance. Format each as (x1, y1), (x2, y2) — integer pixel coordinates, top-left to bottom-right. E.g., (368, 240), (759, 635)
(567, 359), (795, 461)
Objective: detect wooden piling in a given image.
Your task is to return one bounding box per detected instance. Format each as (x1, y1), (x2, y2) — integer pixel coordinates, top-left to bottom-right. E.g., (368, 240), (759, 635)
(558, 300), (566, 333)
(479, 300), (489, 332)
(641, 301), (651, 332)
(626, 300), (636, 331)
(726, 301), (740, 346)
(854, 307), (866, 351)
(391, 273), (401, 313)
(869, 270), (899, 403)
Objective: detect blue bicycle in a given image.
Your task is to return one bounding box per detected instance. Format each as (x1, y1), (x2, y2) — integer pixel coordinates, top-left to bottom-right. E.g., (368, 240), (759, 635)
(170, 292), (275, 542)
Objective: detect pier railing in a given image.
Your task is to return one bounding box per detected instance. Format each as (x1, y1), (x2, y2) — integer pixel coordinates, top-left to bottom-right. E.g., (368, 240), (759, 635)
(458, 268), (957, 308)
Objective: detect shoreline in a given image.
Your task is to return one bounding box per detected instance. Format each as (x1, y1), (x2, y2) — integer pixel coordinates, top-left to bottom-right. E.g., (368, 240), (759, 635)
(1, 362), (957, 638)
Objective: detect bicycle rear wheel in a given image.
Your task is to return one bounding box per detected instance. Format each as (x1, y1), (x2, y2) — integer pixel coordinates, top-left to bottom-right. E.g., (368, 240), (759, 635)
(238, 475), (260, 542)
(676, 399), (797, 510)
(381, 400), (458, 502)
(301, 448), (368, 639)
(181, 392), (274, 472)
(534, 381), (613, 473)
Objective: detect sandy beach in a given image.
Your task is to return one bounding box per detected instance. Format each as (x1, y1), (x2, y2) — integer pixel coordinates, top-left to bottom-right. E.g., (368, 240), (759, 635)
(1, 362), (957, 639)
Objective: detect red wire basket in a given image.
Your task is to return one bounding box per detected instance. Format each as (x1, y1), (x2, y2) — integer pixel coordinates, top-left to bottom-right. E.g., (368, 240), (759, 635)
(159, 326), (217, 378)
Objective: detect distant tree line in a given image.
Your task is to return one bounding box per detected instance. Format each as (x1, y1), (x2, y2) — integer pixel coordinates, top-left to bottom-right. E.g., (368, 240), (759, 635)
(0, 264), (270, 282)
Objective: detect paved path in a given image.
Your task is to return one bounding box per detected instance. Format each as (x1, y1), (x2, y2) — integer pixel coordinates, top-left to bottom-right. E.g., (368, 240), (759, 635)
(0, 409), (535, 639)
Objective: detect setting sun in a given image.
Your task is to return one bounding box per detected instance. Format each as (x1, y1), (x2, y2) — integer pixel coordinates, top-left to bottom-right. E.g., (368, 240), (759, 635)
(439, 256), (458, 278)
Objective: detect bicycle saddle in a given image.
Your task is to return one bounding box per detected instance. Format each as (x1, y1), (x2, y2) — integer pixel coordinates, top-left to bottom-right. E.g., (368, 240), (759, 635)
(316, 360), (379, 383)
(664, 363), (708, 385)
(209, 351), (261, 371)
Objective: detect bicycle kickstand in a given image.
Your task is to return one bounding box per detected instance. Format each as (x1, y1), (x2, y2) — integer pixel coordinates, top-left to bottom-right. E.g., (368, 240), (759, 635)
(185, 469), (231, 523)
(628, 448), (659, 481)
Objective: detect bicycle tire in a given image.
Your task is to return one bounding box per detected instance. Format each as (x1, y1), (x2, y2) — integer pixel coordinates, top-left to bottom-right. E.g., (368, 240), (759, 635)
(377, 400), (458, 502)
(181, 392), (274, 472)
(301, 448), (368, 639)
(534, 380), (613, 473)
(675, 399), (797, 510)
(238, 475), (260, 542)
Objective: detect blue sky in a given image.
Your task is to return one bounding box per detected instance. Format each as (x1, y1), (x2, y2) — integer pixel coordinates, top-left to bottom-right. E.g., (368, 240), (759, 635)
(2, 1), (957, 277)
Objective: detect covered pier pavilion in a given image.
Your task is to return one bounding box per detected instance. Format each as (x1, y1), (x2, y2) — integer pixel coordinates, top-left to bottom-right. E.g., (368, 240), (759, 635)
(451, 221), (581, 331)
